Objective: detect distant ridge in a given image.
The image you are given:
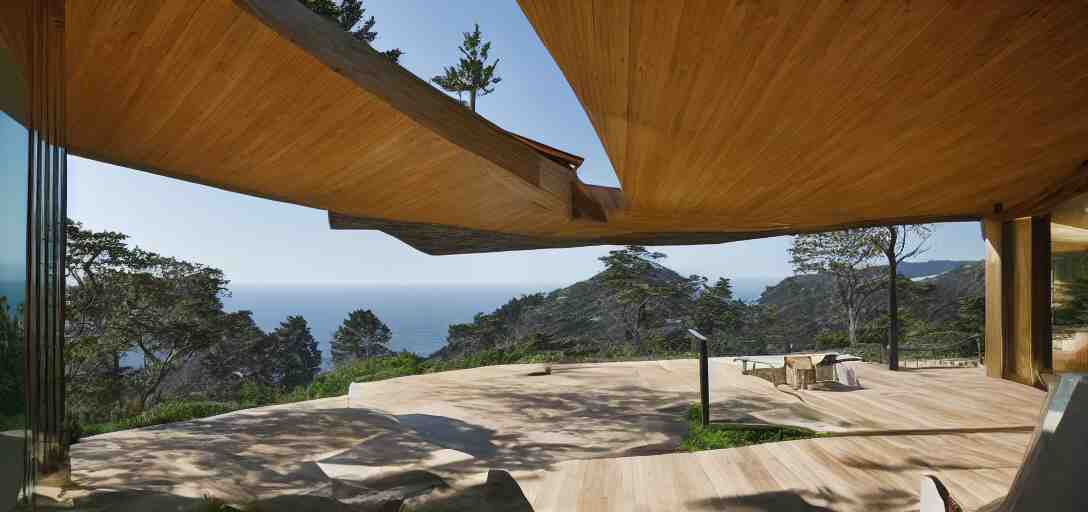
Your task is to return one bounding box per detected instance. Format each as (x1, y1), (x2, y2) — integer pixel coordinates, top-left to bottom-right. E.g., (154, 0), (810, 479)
(896, 260), (981, 278)
(431, 259), (986, 358)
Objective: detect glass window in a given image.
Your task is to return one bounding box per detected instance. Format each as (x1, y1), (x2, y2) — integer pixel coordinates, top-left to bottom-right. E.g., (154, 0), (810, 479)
(1051, 193), (1088, 373)
(0, 43), (29, 507)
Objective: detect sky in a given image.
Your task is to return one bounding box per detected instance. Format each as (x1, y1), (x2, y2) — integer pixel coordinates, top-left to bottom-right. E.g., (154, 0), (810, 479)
(66, 0), (986, 288)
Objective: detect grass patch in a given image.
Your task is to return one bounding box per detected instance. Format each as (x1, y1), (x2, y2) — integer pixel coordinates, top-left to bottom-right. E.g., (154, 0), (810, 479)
(0, 414), (24, 431)
(680, 404), (821, 452)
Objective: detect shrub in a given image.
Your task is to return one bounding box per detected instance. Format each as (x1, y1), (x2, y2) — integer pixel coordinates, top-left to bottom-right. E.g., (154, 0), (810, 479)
(298, 352), (423, 400)
(238, 381), (277, 407)
(814, 331), (850, 349)
(81, 401), (237, 436)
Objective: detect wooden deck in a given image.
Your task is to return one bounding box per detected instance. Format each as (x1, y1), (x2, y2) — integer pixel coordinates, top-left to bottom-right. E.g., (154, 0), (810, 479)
(352, 359), (1044, 511)
(71, 359), (1045, 510)
(517, 432), (1030, 512)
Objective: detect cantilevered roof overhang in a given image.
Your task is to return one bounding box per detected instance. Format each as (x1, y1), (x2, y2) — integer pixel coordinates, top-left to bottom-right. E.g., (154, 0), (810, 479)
(516, 1), (1088, 234)
(6, 1), (1088, 254)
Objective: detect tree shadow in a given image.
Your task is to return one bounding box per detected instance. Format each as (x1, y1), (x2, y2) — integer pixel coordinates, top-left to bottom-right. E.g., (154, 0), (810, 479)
(396, 414), (499, 459)
(70, 404), (441, 502)
(69, 362), (1038, 509)
(687, 486), (916, 511)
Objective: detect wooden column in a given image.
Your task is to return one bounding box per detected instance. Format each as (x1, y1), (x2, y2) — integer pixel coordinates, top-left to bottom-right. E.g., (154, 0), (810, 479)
(983, 217), (1052, 386)
(983, 219), (1007, 378)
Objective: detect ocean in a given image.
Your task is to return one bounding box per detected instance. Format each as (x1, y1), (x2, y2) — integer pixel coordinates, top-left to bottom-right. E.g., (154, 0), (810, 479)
(222, 278), (776, 364)
(0, 281), (22, 312)
(1, 277), (779, 366)
(223, 283), (557, 362)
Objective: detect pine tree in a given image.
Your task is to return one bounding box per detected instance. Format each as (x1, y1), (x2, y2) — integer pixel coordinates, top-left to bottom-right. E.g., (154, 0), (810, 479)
(269, 315), (322, 389)
(431, 24), (502, 112)
(331, 309), (392, 365)
(598, 246), (692, 348)
(692, 277), (742, 338)
(298, 0), (402, 62)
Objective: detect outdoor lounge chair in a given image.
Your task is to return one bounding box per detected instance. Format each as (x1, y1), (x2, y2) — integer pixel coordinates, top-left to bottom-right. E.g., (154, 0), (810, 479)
(920, 373), (1088, 512)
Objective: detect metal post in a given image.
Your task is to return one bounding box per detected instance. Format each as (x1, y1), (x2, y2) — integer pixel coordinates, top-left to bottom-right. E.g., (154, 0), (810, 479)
(689, 329), (710, 427)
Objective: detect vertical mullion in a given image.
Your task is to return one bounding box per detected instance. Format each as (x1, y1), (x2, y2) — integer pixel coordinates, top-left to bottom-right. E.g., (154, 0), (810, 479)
(45, 0), (56, 465)
(31, 0), (44, 486)
(22, 0), (36, 499)
(55, 0), (68, 470)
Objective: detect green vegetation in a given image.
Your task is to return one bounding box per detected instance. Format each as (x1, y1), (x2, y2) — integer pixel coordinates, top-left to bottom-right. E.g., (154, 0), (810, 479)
(598, 246), (699, 348)
(64, 221), (328, 429)
(81, 401), (237, 436)
(287, 352), (423, 401)
(431, 23), (502, 112)
(331, 309), (393, 365)
(54, 218), (984, 441)
(680, 404), (820, 452)
(0, 296), (24, 432)
(0, 414), (24, 431)
(789, 226), (934, 370)
(298, 0), (402, 62)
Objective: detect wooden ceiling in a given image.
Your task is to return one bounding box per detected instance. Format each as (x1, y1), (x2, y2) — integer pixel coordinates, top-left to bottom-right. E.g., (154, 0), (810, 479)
(518, 0), (1088, 233)
(61, 0), (602, 247)
(9, 1), (1088, 253)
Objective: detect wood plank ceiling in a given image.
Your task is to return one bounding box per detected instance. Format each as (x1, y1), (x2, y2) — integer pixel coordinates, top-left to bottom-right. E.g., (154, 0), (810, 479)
(518, 0), (1088, 234)
(26, 0), (1088, 253)
(62, 0), (603, 249)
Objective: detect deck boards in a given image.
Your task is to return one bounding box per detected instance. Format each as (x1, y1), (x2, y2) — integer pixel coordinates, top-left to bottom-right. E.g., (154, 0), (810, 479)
(517, 433), (1030, 512)
(351, 360), (1043, 511)
(72, 360), (1044, 510)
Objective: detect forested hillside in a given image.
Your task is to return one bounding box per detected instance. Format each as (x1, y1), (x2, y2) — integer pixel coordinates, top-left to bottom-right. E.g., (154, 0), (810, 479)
(433, 256), (985, 362)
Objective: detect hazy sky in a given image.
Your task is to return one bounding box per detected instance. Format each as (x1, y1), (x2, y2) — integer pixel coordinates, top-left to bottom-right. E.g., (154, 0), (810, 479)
(67, 0), (985, 287)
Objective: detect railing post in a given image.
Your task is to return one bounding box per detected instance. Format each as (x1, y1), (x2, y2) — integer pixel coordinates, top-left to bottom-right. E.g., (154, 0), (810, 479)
(689, 329), (710, 427)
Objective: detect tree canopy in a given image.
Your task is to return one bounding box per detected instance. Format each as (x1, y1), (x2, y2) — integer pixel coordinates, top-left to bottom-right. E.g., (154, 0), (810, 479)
(0, 297), (24, 422)
(598, 246), (696, 348)
(64, 221), (323, 422)
(298, 0), (403, 62)
(331, 309), (392, 365)
(692, 277), (743, 339)
(865, 225), (932, 369)
(789, 230), (881, 345)
(270, 315), (323, 389)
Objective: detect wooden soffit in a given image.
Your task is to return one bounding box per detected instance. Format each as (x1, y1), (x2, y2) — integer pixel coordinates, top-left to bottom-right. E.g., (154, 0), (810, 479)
(21, 0), (1088, 255)
(518, 1), (1088, 235)
(60, 0), (601, 241)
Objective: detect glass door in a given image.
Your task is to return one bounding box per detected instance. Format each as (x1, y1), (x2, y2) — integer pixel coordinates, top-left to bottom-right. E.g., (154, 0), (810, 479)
(0, 41), (29, 508)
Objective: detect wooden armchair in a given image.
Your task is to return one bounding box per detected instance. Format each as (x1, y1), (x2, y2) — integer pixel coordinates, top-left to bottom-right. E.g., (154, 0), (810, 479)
(784, 356), (815, 390)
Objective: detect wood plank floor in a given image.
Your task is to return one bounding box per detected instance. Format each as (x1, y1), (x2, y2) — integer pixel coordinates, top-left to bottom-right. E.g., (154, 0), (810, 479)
(351, 359), (1044, 511)
(516, 432), (1031, 512)
(71, 359), (1045, 510)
